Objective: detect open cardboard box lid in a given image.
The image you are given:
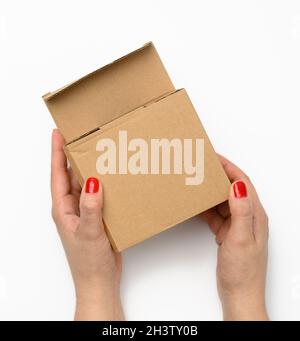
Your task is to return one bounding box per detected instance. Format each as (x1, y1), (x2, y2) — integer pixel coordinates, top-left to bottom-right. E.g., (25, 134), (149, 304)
(43, 42), (175, 143)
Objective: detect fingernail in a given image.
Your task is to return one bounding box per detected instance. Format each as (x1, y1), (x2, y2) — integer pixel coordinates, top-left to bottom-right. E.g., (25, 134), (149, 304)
(233, 180), (247, 198)
(85, 177), (99, 193)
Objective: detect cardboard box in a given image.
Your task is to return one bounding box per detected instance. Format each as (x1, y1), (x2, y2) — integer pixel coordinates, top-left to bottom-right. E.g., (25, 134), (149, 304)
(43, 42), (230, 251)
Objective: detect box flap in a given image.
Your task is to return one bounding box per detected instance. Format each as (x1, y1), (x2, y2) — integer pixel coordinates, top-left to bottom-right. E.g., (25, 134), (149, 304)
(43, 42), (175, 143)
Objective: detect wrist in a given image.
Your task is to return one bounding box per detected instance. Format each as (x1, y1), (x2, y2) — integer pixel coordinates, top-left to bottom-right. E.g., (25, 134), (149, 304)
(221, 292), (268, 321)
(74, 281), (124, 321)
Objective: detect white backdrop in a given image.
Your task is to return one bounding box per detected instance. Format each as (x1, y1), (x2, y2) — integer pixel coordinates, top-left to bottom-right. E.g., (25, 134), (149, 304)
(0, 0), (299, 321)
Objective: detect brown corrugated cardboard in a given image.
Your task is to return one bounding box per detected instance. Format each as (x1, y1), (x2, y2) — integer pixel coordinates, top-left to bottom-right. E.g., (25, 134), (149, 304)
(43, 42), (230, 251)
(44, 43), (174, 143)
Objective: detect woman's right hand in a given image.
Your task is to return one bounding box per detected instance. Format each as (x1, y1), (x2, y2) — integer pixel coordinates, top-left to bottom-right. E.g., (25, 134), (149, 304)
(200, 155), (269, 321)
(51, 129), (124, 321)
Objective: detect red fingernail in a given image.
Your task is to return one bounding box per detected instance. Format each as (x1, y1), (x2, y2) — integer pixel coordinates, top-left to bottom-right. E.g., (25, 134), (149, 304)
(233, 181), (247, 198)
(85, 177), (99, 193)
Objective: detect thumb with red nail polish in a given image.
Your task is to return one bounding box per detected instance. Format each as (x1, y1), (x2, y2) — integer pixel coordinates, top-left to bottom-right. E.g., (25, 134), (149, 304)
(79, 177), (104, 240)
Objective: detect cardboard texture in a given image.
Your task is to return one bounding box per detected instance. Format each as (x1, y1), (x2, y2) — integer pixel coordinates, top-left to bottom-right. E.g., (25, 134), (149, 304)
(43, 42), (230, 251)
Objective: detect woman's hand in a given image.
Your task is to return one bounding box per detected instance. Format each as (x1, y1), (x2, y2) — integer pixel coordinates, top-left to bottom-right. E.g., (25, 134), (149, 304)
(51, 129), (124, 321)
(201, 155), (269, 321)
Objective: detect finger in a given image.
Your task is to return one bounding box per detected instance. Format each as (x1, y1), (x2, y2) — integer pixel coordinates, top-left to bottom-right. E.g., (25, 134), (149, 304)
(217, 154), (249, 183)
(218, 154), (268, 242)
(253, 205), (269, 243)
(69, 167), (82, 198)
(216, 201), (230, 218)
(227, 180), (254, 244)
(200, 208), (224, 235)
(51, 129), (70, 201)
(218, 153), (261, 210)
(216, 220), (230, 245)
(79, 177), (104, 239)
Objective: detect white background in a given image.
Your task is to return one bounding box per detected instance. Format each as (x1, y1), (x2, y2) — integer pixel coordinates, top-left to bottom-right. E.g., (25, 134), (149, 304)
(0, 0), (299, 321)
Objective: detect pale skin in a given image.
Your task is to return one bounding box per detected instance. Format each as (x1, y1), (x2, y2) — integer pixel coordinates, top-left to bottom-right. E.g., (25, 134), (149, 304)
(51, 129), (124, 320)
(51, 129), (269, 321)
(200, 156), (269, 321)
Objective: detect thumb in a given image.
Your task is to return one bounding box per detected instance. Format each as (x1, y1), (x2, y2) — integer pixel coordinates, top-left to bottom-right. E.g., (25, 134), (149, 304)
(228, 180), (254, 243)
(79, 177), (104, 239)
